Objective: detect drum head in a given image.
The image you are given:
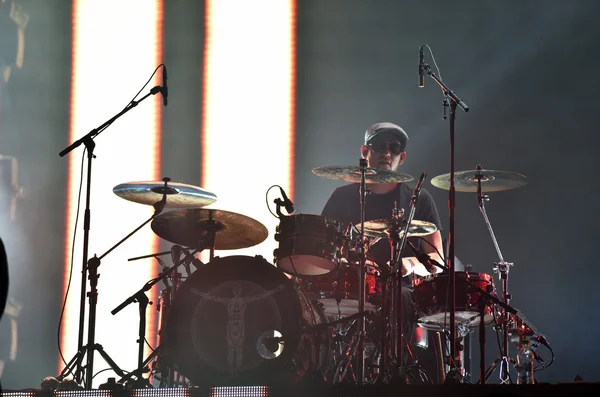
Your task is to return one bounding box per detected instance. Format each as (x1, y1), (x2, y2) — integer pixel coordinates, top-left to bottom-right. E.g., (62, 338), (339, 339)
(164, 255), (310, 386)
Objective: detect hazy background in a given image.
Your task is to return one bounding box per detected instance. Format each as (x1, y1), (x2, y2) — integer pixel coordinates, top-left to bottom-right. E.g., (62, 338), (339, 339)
(1, 0), (599, 388)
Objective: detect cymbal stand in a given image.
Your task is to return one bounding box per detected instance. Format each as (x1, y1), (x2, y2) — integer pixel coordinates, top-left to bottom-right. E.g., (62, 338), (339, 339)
(389, 173), (426, 382)
(356, 158), (369, 384)
(475, 165), (514, 384)
(58, 79), (164, 388)
(112, 246), (201, 387)
(58, 177), (170, 388)
(421, 50), (469, 381)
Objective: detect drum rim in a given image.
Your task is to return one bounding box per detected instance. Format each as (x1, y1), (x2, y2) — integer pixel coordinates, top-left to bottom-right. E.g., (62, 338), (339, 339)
(413, 271), (493, 287)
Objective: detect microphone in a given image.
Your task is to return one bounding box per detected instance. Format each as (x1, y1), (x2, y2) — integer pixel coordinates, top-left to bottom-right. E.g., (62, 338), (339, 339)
(278, 186), (295, 214)
(162, 64), (168, 107)
(418, 45), (424, 88)
(170, 245), (181, 265)
(409, 172), (427, 208)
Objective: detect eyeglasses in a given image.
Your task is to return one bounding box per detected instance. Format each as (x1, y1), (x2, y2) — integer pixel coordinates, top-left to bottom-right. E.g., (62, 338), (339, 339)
(368, 141), (404, 155)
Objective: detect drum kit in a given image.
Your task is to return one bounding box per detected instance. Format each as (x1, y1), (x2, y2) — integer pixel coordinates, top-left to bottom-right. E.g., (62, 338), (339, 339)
(57, 163), (550, 389)
(56, 155), (546, 387)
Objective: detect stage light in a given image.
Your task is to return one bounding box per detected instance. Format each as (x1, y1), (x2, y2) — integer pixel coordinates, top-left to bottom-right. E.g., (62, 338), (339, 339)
(201, 0), (296, 265)
(62, 0), (163, 387)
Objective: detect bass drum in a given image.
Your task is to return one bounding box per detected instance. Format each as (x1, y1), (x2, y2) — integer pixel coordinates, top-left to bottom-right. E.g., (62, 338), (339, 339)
(164, 255), (330, 386)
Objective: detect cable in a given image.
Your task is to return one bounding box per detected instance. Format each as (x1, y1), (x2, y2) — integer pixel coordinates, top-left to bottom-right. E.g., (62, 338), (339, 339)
(424, 45), (443, 83)
(92, 368), (130, 380)
(265, 184), (281, 218)
(57, 147), (87, 370)
(127, 64), (163, 105)
(145, 337), (155, 353)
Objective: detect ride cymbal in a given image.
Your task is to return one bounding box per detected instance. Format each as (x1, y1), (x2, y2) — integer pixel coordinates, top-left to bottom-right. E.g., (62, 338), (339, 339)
(113, 181), (217, 208)
(362, 219), (438, 238)
(151, 208), (268, 250)
(430, 169), (527, 192)
(312, 165), (413, 184)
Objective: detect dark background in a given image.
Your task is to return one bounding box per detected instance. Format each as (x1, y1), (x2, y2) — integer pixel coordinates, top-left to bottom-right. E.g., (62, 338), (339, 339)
(1, 0), (599, 388)
(295, 0), (600, 384)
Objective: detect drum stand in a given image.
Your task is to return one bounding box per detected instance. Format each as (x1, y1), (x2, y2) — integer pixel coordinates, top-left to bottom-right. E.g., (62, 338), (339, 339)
(111, 246), (202, 387)
(474, 166), (515, 384)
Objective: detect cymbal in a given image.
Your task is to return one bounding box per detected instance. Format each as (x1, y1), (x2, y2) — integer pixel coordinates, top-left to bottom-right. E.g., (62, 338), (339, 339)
(312, 165), (413, 184)
(151, 208), (268, 250)
(113, 181), (217, 208)
(362, 219), (438, 238)
(430, 169), (527, 192)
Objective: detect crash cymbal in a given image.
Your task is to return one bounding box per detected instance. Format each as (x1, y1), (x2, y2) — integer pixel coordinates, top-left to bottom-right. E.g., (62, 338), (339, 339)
(312, 165), (413, 184)
(113, 181), (217, 208)
(430, 169), (527, 192)
(151, 208), (268, 250)
(362, 219), (438, 238)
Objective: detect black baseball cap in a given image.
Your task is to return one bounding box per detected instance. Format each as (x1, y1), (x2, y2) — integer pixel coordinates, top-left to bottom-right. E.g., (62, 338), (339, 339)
(364, 122), (409, 151)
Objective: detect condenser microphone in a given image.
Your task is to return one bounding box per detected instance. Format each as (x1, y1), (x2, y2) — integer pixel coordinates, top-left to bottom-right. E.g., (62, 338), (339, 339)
(170, 244), (181, 265)
(418, 45), (425, 88)
(279, 187), (295, 214)
(409, 172), (427, 208)
(162, 65), (168, 107)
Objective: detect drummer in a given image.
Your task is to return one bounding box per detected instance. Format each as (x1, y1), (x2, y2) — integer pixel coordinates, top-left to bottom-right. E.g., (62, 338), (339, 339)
(321, 122), (444, 333)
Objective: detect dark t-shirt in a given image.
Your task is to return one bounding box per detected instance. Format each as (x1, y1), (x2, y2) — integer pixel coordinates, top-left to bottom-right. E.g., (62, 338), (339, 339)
(321, 182), (442, 284)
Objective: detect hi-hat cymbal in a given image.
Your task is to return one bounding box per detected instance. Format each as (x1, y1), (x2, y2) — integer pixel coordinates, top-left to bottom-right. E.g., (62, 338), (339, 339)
(113, 181), (217, 208)
(151, 208), (268, 250)
(430, 169), (527, 192)
(362, 219), (438, 238)
(312, 165), (413, 184)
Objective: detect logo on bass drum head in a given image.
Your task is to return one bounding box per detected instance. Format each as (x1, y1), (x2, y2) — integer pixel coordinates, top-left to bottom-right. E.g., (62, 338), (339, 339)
(190, 281), (286, 377)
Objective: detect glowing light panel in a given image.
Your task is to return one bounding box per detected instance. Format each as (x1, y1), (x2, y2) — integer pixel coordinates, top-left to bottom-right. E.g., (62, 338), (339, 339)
(202, 0), (296, 264)
(62, 0), (163, 387)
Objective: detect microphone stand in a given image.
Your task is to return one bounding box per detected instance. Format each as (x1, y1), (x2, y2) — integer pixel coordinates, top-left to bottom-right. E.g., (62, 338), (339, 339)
(58, 83), (163, 388)
(475, 165), (514, 384)
(57, 178), (170, 388)
(112, 246), (202, 387)
(356, 158), (369, 384)
(422, 60), (469, 381)
(390, 173), (425, 382)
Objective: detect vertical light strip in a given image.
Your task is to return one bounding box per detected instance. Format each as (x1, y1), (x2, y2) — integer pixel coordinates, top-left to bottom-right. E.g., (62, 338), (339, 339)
(202, 0), (296, 264)
(62, 1), (163, 386)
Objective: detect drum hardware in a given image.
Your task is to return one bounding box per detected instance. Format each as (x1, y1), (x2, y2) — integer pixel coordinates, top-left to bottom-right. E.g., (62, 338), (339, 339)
(111, 245), (202, 388)
(57, 176), (173, 387)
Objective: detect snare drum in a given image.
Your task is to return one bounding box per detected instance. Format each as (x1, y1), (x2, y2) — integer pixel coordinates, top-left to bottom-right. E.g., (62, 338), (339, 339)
(301, 266), (380, 319)
(274, 214), (345, 276)
(413, 272), (497, 331)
